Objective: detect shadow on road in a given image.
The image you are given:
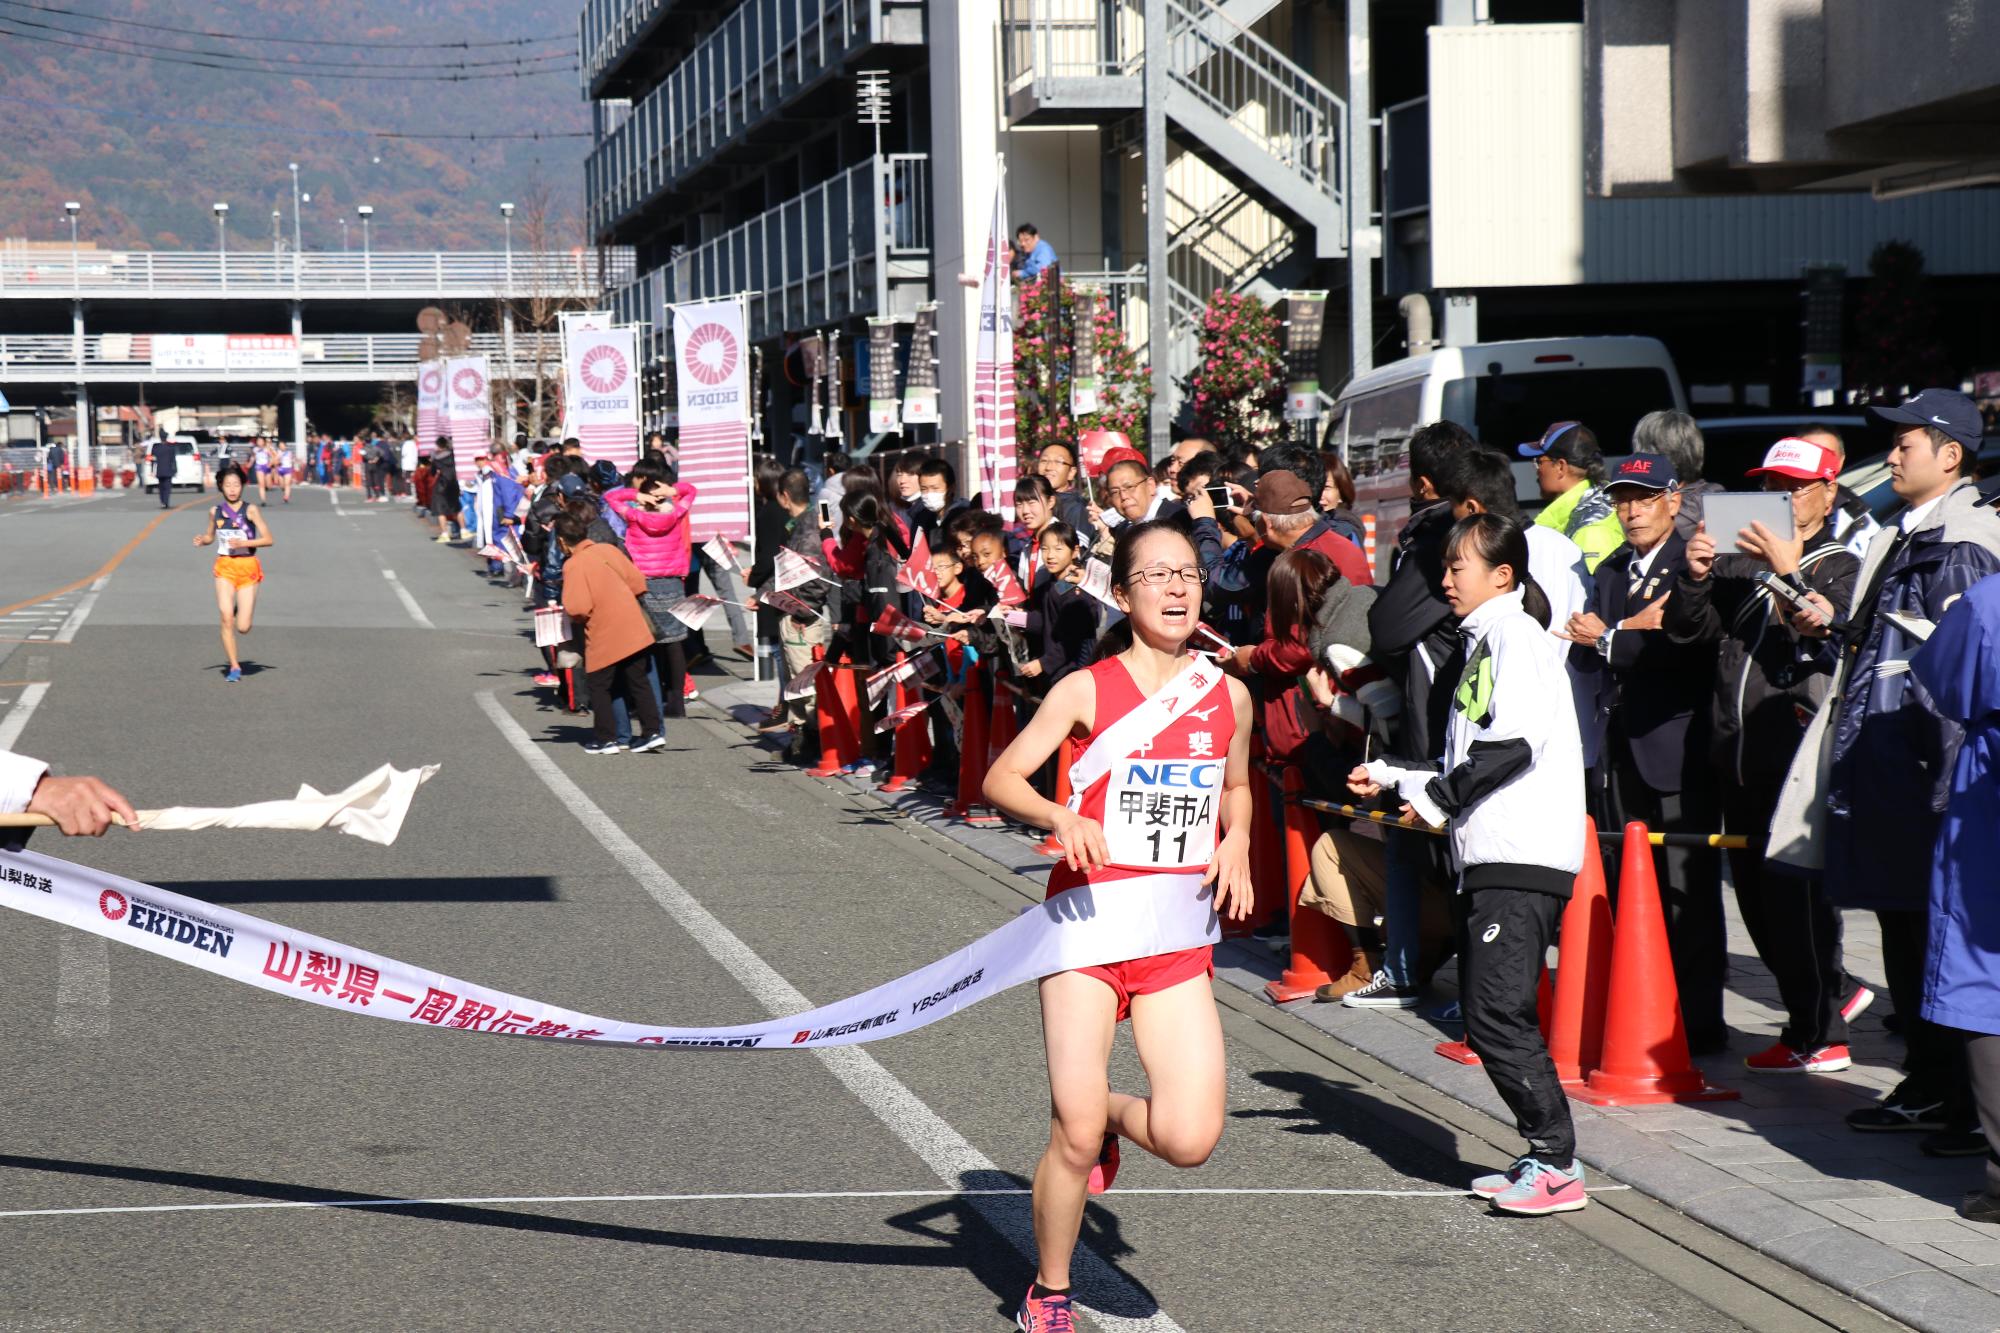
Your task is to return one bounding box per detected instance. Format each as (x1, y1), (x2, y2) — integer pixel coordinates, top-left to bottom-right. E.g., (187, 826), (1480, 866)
(1234, 1068), (1483, 1188)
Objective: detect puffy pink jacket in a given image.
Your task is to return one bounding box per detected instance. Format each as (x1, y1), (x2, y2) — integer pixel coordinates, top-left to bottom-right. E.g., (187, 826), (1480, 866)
(604, 483), (698, 578)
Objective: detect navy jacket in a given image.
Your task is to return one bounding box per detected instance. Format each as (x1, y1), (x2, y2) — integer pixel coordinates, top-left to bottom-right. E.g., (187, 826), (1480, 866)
(1820, 482), (2000, 910)
(1571, 531), (1717, 794)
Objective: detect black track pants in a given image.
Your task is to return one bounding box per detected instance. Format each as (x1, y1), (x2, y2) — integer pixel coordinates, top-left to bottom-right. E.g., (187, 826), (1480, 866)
(1460, 886), (1575, 1168)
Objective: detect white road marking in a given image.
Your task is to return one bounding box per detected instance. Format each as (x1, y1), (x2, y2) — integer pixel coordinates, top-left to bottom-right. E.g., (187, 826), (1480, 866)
(53, 931), (110, 1039)
(380, 570), (434, 629)
(0, 682), (50, 750)
(480, 692), (1185, 1333)
(0, 1184), (1634, 1222)
(53, 578), (108, 643)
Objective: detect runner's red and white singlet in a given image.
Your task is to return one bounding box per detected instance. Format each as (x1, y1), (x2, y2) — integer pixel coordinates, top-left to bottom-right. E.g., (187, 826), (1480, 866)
(1047, 654), (1235, 1018)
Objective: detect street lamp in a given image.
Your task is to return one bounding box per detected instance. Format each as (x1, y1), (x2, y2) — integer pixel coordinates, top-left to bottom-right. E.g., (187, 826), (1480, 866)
(287, 162), (302, 255)
(63, 200), (79, 294)
(272, 208), (281, 260)
(357, 205), (373, 287)
(339, 217), (349, 252)
(500, 201), (514, 284)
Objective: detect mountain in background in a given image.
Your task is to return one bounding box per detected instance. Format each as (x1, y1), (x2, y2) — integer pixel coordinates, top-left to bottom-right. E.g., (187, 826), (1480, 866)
(0, 0), (589, 253)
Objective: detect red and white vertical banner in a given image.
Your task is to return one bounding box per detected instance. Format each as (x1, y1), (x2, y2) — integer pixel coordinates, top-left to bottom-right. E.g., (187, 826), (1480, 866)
(673, 297), (752, 544)
(415, 362), (444, 456)
(442, 355), (492, 485)
(562, 323), (642, 475)
(973, 164), (1017, 520)
(557, 310), (613, 443)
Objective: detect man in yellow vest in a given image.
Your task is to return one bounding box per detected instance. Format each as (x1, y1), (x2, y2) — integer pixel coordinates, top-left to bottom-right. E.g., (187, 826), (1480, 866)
(1522, 421), (1624, 572)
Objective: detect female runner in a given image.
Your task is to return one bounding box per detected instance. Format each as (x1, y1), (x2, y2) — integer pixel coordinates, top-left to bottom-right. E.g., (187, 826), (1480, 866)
(273, 444), (295, 503)
(192, 463), (273, 683)
(984, 519), (1255, 1331)
(250, 439), (273, 503)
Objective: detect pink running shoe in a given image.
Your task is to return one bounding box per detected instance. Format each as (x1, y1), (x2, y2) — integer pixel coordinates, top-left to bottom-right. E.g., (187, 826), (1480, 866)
(1016, 1284), (1078, 1333)
(532, 672), (559, 687)
(683, 676), (701, 701)
(1745, 1041), (1852, 1073)
(1085, 1133), (1120, 1196)
(1489, 1159), (1587, 1216)
(1469, 1156), (1531, 1199)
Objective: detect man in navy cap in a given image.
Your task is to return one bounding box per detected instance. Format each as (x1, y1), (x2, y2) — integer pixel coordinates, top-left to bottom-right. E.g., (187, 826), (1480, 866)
(1772, 388), (2000, 1151)
(1564, 453), (1728, 1051)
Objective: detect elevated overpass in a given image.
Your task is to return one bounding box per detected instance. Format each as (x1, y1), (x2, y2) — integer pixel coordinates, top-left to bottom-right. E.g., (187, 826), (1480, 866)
(1, 247), (634, 461)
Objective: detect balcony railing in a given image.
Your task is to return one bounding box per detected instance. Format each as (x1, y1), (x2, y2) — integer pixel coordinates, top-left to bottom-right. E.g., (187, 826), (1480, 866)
(0, 331), (561, 381)
(585, 0), (922, 238)
(0, 250), (634, 299)
(661, 154), (930, 341)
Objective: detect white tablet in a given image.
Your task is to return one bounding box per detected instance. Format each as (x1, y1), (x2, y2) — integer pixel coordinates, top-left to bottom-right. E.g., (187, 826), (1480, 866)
(1701, 492), (1795, 550)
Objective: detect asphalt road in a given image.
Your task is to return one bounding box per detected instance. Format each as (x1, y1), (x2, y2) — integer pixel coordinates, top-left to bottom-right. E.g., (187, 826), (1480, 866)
(0, 486), (1879, 1331)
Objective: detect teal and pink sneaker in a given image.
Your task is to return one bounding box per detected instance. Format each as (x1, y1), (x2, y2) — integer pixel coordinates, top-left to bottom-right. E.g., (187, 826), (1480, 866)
(1017, 1284), (1078, 1332)
(1489, 1158), (1587, 1215)
(1470, 1156), (1532, 1199)
(1086, 1133), (1120, 1196)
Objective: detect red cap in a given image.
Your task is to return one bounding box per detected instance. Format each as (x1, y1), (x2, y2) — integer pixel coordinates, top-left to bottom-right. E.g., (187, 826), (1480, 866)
(1095, 446), (1149, 477)
(1746, 438), (1839, 482)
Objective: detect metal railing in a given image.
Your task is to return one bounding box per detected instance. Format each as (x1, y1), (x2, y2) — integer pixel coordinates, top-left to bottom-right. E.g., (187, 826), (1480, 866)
(1166, 184), (1293, 313)
(1161, 0), (1341, 203)
(0, 331), (561, 380)
(1002, 0), (1343, 208)
(585, 0), (923, 237)
(0, 250), (633, 298)
(664, 154), (930, 341)
(580, 0), (677, 90)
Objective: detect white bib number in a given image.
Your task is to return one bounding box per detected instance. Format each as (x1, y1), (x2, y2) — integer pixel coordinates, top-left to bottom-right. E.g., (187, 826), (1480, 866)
(1103, 757), (1222, 869)
(216, 527), (249, 556)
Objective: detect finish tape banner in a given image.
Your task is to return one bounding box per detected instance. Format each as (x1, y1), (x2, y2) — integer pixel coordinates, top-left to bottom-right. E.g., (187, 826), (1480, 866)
(0, 849), (1215, 1051)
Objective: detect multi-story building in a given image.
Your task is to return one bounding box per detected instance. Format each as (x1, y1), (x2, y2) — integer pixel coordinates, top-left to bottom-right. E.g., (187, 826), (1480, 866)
(582, 0), (2000, 465)
(580, 0), (1367, 456)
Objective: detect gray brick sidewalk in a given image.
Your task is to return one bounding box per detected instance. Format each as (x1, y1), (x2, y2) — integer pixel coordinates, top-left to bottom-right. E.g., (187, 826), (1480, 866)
(706, 676), (2000, 1333)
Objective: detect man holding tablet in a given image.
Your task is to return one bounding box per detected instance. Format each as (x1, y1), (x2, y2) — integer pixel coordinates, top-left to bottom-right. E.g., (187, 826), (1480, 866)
(1665, 438), (1865, 1073)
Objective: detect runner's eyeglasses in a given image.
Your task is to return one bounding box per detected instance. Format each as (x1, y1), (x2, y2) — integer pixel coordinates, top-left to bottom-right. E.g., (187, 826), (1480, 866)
(1125, 565), (1204, 586)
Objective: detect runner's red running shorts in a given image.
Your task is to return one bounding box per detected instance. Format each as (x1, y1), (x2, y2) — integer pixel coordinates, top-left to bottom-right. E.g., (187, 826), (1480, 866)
(1046, 861), (1212, 1022)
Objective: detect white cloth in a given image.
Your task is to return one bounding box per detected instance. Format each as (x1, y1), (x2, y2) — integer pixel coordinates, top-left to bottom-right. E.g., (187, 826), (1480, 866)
(0, 847), (1214, 1052)
(1902, 493), (1946, 535)
(136, 764), (440, 845)
(0, 749), (49, 815)
(1523, 524), (1603, 770)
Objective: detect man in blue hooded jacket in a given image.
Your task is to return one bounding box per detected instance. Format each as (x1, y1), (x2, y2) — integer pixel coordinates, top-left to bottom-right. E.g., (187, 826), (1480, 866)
(1775, 389), (2000, 1152)
(1910, 573), (2000, 1221)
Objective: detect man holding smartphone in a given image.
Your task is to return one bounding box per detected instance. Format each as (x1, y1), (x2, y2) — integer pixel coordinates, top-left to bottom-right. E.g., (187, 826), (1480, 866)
(1664, 437), (1865, 1074)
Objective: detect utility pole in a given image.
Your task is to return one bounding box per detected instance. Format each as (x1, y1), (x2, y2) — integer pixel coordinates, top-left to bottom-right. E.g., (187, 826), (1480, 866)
(1347, 0), (1376, 377)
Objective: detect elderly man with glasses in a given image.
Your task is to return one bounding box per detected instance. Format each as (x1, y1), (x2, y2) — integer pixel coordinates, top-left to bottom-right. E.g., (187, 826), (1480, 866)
(1563, 453), (1728, 1054)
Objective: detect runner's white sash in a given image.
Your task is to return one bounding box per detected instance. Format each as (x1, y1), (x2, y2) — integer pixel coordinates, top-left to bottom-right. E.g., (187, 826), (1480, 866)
(0, 849), (1214, 1050)
(1067, 656), (1221, 804)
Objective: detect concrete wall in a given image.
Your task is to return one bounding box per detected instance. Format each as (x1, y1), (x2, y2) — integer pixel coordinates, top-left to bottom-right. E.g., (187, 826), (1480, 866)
(996, 127), (1106, 273)
(1585, 0), (1675, 193)
(1823, 0), (2000, 132)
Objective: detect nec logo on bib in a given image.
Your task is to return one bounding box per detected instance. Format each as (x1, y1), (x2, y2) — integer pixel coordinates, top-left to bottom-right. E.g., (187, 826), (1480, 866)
(1106, 761), (1221, 869)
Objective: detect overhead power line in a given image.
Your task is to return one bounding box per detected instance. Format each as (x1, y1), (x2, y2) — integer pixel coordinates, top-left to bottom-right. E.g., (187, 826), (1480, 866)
(0, 10), (576, 71)
(0, 0), (571, 48)
(0, 90), (591, 140)
(0, 22), (577, 79)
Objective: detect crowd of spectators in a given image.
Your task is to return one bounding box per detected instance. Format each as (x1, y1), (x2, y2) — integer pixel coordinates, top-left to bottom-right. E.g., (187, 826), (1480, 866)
(392, 390), (2000, 1222)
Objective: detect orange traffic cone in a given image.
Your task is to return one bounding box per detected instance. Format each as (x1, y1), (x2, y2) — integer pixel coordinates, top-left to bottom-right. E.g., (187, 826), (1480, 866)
(1549, 819), (1615, 1085)
(806, 651), (854, 779)
(879, 657), (930, 794)
(1036, 737), (1076, 857)
(1264, 767), (1342, 1003)
(1573, 823), (1738, 1106)
(951, 664), (999, 824)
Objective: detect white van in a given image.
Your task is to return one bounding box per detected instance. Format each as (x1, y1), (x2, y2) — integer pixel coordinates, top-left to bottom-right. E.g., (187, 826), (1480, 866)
(139, 435), (204, 491)
(1329, 336), (1687, 578)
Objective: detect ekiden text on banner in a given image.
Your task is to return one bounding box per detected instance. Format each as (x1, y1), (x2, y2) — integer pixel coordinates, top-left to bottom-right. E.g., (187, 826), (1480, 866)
(0, 849), (1215, 1051)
